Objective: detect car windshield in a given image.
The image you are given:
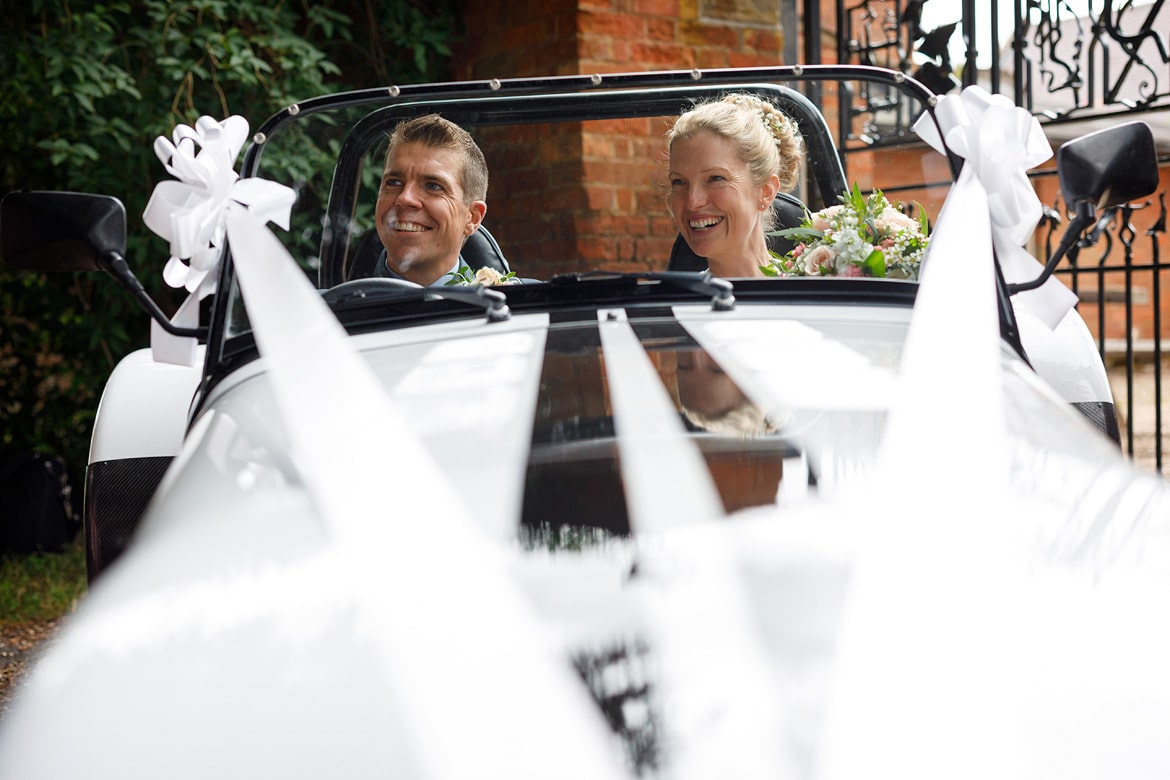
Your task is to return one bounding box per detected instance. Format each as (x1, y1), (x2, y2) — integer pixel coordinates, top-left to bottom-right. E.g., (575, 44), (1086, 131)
(212, 67), (950, 359)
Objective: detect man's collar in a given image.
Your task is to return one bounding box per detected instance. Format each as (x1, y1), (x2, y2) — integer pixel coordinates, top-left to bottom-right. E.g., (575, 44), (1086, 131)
(376, 252), (461, 287)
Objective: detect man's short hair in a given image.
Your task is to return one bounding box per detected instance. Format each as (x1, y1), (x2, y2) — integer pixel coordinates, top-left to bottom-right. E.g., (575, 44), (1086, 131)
(385, 114), (488, 204)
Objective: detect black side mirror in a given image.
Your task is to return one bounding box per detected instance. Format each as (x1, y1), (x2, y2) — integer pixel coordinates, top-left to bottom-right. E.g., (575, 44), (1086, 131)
(0, 189), (205, 338)
(1057, 121), (1159, 212)
(1008, 121), (1159, 296)
(1, 190), (126, 271)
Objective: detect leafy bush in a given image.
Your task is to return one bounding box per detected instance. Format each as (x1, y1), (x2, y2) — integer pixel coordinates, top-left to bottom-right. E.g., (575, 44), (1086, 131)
(0, 0), (458, 487)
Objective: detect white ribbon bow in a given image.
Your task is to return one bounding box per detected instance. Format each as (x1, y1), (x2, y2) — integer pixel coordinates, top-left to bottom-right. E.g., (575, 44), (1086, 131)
(137, 115), (626, 776)
(142, 115), (295, 365)
(914, 86), (1078, 329)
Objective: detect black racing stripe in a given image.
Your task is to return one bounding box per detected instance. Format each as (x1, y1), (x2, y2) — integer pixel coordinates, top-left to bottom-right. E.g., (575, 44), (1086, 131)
(519, 320), (631, 539)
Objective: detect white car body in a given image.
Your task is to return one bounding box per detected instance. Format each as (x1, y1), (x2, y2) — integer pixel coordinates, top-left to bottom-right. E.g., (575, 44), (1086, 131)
(2, 65), (1165, 779)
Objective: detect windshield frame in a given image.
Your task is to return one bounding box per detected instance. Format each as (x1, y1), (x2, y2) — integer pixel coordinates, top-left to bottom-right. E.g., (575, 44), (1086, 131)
(200, 65), (984, 406)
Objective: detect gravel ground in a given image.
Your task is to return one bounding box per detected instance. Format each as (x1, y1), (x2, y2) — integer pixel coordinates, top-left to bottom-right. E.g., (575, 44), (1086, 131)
(0, 619), (63, 719)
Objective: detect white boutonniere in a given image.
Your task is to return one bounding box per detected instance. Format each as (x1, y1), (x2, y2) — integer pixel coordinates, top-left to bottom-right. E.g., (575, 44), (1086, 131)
(446, 265), (518, 286)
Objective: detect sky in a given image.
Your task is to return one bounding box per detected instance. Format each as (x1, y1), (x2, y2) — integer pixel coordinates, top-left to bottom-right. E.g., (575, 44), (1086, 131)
(916, 0), (1103, 68)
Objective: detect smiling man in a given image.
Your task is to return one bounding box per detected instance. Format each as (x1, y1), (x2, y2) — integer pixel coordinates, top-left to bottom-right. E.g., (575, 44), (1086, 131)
(374, 114), (489, 286)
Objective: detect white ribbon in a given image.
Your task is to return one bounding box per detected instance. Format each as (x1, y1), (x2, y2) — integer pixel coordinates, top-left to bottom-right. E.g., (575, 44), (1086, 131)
(139, 115), (626, 777)
(913, 85), (1078, 329)
(823, 87), (1037, 778)
(142, 116), (295, 365)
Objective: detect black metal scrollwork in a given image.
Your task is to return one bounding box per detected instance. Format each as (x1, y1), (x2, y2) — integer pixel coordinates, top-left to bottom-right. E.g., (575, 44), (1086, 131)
(832, 0), (1169, 127)
(1021, 0), (1169, 121)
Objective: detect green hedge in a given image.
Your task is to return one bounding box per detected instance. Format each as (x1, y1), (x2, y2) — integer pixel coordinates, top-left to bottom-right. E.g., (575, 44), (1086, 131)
(0, 0), (459, 489)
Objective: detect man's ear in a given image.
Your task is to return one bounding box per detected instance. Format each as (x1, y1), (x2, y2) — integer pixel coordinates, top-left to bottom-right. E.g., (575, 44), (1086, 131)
(465, 201), (487, 236)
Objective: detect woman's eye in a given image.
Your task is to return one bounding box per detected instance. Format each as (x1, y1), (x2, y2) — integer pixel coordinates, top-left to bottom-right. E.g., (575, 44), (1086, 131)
(708, 175), (725, 183)
(669, 178), (685, 188)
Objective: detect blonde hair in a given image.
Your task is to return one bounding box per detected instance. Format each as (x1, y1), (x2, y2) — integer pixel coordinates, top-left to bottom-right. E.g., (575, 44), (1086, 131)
(668, 93), (803, 230)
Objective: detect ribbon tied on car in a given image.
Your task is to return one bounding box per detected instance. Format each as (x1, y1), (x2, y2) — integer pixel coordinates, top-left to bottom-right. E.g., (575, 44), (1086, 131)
(142, 115), (295, 365)
(913, 86), (1078, 329)
(136, 115), (627, 773)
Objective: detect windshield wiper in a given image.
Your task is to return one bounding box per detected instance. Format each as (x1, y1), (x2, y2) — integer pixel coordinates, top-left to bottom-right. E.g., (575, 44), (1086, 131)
(548, 270), (735, 311)
(322, 278), (511, 322)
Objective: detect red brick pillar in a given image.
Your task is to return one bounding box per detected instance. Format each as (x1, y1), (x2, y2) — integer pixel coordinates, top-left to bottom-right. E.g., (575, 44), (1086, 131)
(452, 0), (792, 276)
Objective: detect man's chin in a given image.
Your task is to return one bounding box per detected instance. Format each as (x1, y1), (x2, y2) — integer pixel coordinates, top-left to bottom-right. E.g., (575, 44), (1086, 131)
(387, 256), (444, 285)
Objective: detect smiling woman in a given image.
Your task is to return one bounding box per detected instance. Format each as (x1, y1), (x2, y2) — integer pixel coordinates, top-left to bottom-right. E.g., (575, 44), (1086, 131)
(666, 92), (805, 278)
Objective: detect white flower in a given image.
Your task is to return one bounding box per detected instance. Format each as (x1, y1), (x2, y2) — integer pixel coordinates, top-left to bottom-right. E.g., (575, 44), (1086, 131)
(475, 267), (504, 285)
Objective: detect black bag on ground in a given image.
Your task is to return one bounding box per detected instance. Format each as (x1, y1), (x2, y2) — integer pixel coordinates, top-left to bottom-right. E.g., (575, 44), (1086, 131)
(0, 450), (79, 554)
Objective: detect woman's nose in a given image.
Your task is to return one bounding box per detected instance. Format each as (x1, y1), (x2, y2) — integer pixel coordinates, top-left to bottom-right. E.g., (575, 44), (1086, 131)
(687, 185), (707, 209)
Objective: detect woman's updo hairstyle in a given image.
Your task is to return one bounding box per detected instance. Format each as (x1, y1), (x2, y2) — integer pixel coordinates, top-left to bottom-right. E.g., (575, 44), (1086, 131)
(668, 93), (803, 228)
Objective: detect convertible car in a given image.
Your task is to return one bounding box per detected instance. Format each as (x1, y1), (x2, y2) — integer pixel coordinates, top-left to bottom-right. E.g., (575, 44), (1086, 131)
(1, 65), (1168, 778)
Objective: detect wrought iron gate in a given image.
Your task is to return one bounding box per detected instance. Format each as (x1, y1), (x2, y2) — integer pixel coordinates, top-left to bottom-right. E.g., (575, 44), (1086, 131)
(814, 0), (1170, 473)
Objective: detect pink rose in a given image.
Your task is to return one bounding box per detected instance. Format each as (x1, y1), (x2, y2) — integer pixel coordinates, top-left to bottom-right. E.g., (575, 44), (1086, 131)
(810, 205), (843, 232)
(842, 264), (864, 277)
(802, 245), (834, 275)
(876, 207), (916, 233)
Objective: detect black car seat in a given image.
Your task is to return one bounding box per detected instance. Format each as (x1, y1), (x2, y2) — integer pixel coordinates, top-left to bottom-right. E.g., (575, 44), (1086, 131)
(667, 191), (809, 273)
(346, 223), (511, 280)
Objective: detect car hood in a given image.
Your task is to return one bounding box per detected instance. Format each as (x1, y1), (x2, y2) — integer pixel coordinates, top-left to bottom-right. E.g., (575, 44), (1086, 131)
(5, 302), (1170, 779)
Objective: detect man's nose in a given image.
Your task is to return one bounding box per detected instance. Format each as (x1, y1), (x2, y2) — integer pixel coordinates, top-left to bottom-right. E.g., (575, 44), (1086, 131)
(397, 180), (423, 206)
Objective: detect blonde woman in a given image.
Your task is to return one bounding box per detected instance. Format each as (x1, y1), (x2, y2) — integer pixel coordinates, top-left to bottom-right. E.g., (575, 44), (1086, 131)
(667, 93), (803, 277)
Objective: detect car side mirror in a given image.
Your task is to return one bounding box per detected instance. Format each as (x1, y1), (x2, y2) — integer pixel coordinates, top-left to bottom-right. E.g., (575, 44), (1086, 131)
(1057, 120), (1159, 213)
(1008, 121), (1159, 297)
(1, 190), (126, 271)
(0, 190), (205, 339)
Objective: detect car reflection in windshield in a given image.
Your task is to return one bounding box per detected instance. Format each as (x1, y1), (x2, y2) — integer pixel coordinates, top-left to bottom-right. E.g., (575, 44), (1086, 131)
(666, 345), (788, 514)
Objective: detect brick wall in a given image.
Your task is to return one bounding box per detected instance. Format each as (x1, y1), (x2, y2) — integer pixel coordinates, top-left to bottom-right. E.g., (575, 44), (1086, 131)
(452, 0), (792, 277)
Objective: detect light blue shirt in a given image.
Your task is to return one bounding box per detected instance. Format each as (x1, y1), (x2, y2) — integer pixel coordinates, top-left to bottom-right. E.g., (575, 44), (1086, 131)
(375, 252), (463, 287)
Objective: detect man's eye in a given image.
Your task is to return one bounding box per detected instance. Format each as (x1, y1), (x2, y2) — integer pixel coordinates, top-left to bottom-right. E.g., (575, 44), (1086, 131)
(425, 181), (444, 192)
(383, 178), (402, 189)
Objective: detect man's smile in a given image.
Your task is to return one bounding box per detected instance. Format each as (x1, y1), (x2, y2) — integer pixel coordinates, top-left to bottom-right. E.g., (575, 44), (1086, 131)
(394, 221), (430, 233)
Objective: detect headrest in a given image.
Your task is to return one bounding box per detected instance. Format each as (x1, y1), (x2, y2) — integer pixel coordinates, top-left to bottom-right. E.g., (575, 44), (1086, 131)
(461, 224), (511, 274)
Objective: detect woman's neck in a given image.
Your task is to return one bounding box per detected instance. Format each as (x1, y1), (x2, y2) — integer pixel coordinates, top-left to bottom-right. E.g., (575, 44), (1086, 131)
(707, 233), (770, 278)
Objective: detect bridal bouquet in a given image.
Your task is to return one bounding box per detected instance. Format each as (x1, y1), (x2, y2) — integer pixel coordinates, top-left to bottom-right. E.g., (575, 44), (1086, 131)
(762, 184), (929, 280)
